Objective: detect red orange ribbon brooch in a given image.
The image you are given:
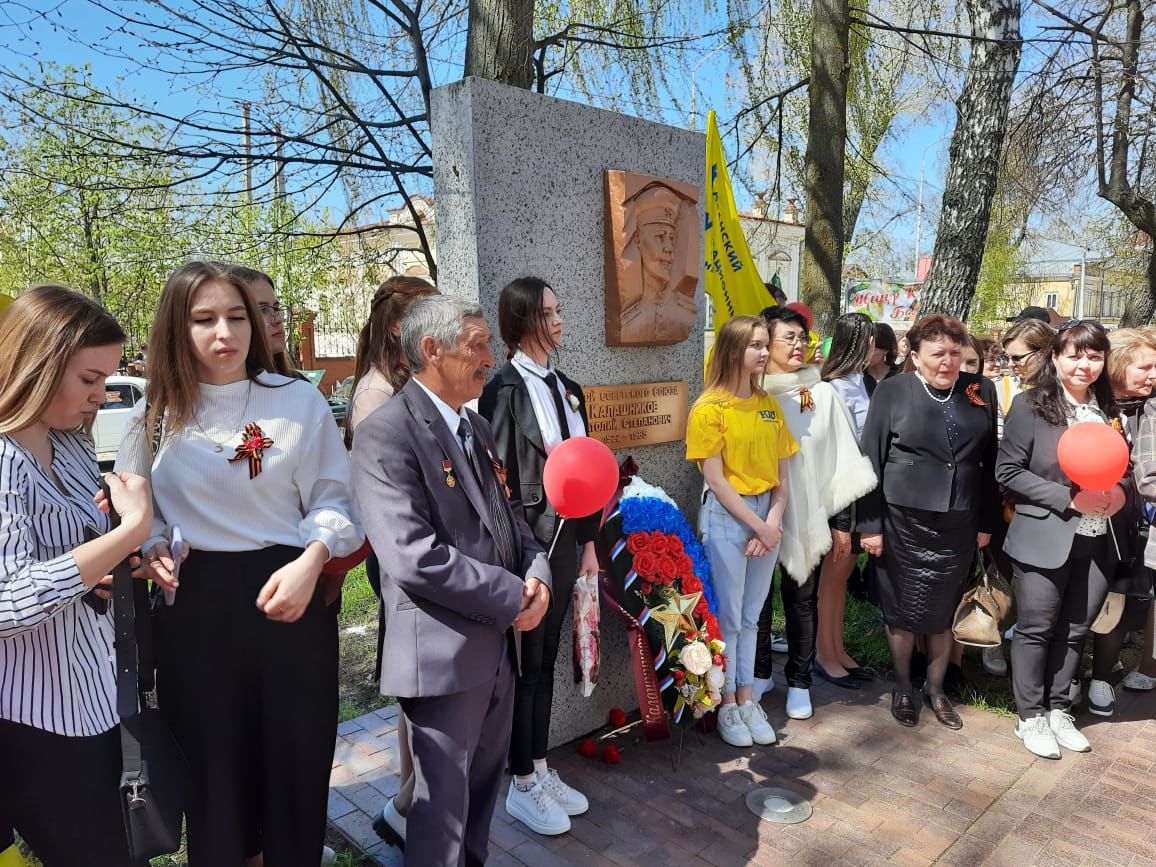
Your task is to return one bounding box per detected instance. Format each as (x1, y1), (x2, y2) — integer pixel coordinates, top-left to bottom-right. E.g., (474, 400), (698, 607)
(965, 383), (986, 406)
(798, 386), (815, 412)
(229, 422), (274, 479)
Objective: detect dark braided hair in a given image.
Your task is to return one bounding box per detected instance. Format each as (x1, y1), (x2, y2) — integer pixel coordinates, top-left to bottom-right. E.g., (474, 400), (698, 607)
(822, 313), (874, 381)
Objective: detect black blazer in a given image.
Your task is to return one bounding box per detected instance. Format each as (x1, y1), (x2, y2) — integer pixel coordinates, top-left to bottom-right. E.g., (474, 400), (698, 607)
(996, 394), (1133, 571)
(479, 362), (601, 548)
(857, 371), (1000, 535)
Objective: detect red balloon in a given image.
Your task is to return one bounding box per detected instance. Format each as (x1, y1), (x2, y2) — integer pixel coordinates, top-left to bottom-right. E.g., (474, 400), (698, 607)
(543, 436), (620, 519)
(786, 301), (814, 330)
(1057, 422), (1129, 490)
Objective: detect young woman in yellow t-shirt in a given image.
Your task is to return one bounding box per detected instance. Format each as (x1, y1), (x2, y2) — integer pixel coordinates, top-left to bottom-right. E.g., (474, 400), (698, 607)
(687, 315), (799, 747)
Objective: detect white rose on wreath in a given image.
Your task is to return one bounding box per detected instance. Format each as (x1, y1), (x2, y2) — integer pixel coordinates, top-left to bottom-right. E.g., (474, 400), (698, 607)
(679, 641), (713, 676)
(706, 664), (725, 691)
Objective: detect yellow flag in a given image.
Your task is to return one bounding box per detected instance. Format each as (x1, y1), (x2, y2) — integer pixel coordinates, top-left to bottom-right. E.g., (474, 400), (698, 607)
(704, 110), (771, 326)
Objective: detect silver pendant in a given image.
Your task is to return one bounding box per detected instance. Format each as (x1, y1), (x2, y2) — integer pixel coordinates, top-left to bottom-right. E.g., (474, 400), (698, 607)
(214, 444), (224, 453)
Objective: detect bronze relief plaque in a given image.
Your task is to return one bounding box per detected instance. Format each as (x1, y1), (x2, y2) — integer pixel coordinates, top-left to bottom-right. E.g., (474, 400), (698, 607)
(604, 171), (700, 346)
(585, 381), (689, 449)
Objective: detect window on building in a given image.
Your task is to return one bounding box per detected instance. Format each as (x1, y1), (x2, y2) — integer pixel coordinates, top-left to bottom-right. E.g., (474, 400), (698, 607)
(1044, 292), (1058, 309)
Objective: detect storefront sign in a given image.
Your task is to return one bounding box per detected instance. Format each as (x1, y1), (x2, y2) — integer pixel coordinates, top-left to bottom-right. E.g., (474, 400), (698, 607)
(585, 381), (689, 449)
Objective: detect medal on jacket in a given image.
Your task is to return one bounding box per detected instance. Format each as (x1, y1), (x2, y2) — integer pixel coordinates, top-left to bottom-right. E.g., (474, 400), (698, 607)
(442, 459), (457, 488)
(228, 422), (274, 479)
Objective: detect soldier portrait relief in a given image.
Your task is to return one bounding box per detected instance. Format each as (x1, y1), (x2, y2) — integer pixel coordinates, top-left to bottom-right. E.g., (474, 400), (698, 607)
(604, 171), (700, 346)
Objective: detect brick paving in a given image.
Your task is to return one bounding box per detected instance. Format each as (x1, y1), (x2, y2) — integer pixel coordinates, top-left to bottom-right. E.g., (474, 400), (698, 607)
(328, 670), (1156, 865)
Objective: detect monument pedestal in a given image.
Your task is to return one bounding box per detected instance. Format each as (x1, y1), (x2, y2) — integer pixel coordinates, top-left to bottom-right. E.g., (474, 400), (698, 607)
(432, 77), (705, 747)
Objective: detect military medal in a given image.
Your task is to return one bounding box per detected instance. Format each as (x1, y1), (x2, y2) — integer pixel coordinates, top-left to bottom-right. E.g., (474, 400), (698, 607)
(442, 459), (457, 488)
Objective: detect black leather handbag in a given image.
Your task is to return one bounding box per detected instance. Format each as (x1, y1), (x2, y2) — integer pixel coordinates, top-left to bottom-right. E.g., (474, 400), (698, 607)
(108, 483), (188, 862)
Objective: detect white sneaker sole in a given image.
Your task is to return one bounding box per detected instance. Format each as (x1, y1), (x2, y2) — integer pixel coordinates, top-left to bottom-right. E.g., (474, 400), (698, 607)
(1087, 704), (1115, 718)
(719, 729), (753, 747)
(504, 796), (571, 836)
(1014, 727), (1060, 760)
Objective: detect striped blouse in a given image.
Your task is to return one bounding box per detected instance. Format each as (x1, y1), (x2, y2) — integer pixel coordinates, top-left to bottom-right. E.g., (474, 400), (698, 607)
(0, 430), (118, 736)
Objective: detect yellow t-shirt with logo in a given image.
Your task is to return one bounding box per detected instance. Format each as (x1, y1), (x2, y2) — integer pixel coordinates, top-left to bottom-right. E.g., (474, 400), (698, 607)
(685, 389), (799, 495)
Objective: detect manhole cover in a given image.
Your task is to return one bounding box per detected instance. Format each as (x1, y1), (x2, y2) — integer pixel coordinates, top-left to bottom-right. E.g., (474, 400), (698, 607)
(745, 787), (812, 824)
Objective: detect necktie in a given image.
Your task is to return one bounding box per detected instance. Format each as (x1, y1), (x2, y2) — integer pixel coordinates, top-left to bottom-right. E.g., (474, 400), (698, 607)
(541, 372), (572, 440)
(458, 416), (517, 571)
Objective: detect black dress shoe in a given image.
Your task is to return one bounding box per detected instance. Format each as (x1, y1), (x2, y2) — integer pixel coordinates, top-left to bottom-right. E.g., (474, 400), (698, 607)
(891, 689), (919, 726)
(926, 693), (963, 730)
(846, 666), (874, 682)
(815, 661), (861, 689)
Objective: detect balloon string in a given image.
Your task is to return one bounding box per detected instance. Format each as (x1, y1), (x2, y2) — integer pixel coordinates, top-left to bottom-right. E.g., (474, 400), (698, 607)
(547, 517), (567, 559)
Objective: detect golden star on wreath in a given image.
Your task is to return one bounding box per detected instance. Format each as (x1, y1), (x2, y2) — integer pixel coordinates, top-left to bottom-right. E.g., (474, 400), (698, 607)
(649, 591), (703, 650)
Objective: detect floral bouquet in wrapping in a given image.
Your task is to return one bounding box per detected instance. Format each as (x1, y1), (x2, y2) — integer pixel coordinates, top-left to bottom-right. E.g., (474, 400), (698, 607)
(602, 476), (725, 724)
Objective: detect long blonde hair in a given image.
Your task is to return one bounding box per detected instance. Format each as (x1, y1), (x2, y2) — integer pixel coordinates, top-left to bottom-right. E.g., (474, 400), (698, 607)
(0, 285), (125, 435)
(145, 261), (276, 439)
(701, 315), (768, 401)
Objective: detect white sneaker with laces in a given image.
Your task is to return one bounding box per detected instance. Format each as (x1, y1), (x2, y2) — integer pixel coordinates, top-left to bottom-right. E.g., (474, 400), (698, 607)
(1048, 709), (1091, 752)
(739, 700), (777, 745)
(982, 645), (1008, 676)
(717, 702), (753, 747)
(770, 632), (790, 653)
(1088, 679), (1116, 717)
(785, 687), (813, 720)
(751, 675), (775, 702)
(538, 767), (588, 816)
(505, 779), (571, 835)
(1122, 670), (1156, 691)
(1015, 714), (1060, 759)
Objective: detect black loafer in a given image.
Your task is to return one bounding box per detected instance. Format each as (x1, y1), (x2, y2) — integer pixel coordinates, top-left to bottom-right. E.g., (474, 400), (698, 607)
(891, 689), (919, 726)
(846, 666), (874, 682)
(926, 693), (963, 730)
(815, 661), (861, 690)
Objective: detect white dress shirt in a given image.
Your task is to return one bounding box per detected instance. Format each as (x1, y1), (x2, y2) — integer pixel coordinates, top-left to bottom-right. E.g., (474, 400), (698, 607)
(510, 351), (587, 452)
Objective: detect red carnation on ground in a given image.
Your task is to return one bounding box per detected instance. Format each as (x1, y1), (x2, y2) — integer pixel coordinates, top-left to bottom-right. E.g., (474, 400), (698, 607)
(577, 738), (598, 758)
(608, 707), (627, 727)
(626, 532), (649, 554)
(601, 744), (622, 764)
(633, 551), (659, 578)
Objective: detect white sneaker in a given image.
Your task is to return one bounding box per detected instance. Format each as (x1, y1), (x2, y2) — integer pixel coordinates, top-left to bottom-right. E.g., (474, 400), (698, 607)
(1088, 679), (1116, 717)
(717, 702), (753, 747)
(739, 700), (777, 745)
(505, 779), (571, 835)
(321, 846), (336, 867)
(982, 645), (1008, 676)
(751, 675), (775, 702)
(1122, 670), (1156, 691)
(770, 632), (790, 653)
(1015, 714), (1061, 759)
(786, 687), (813, 720)
(537, 768), (588, 816)
(1048, 709), (1091, 753)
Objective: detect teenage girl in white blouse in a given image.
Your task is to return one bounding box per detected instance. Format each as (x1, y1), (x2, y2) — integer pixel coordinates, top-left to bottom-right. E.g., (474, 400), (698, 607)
(118, 261), (361, 867)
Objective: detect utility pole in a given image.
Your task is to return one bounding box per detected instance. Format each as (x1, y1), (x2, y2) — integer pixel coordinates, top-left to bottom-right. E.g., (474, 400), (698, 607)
(242, 101), (252, 202)
(1077, 247), (1087, 319)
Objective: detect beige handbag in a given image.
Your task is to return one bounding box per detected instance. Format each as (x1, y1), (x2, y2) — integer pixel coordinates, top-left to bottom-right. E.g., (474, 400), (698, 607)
(1090, 592), (1126, 635)
(952, 550), (1014, 647)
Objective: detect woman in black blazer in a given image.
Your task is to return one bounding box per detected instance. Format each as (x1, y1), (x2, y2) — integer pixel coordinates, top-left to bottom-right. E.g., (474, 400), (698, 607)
(479, 276), (600, 838)
(996, 320), (1130, 760)
(858, 315), (999, 729)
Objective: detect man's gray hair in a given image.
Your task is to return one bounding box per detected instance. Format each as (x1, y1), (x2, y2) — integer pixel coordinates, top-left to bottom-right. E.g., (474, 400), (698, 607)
(401, 294), (485, 373)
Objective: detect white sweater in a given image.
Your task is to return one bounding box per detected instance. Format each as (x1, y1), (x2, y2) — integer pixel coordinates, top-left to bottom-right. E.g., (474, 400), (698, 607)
(116, 374), (362, 558)
(762, 365), (878, 584)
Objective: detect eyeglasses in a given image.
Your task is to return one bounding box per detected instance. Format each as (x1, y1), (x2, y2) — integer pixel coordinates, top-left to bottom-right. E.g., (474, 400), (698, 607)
(258, 303), (285, 322)
(1007, 350), (1038, 365)
(774, 333), (808, 347)
(1057, 318), (1104, 333)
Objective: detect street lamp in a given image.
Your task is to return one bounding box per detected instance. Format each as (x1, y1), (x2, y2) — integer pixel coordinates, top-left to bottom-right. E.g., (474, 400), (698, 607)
(688, 43), (728, 129)
(913, 133), (950, 278)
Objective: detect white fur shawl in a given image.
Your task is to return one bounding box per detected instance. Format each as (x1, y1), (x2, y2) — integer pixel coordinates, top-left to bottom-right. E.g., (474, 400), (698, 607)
(762, 365), (878, 584)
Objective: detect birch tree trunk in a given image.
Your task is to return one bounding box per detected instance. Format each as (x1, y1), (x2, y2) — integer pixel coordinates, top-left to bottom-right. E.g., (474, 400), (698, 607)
(801, 0), (850, 336)
(919, 0), (1022, 321)
(465, 0), (535, 89)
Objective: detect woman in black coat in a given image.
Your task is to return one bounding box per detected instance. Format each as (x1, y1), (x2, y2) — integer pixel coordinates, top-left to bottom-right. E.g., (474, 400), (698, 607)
(858, 315), (1000, 730)
(996, 320), (1130, 760)
(479, 277), (600, 838)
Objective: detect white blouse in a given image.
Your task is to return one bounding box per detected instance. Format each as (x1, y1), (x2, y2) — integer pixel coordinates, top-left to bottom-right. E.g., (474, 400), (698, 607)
(510, 351), (587, 452)
(116, 374), (362, 558)
(0, 430), (119, 736)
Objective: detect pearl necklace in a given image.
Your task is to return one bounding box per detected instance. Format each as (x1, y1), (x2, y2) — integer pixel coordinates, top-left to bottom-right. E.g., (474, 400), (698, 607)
(917, 374), (955, 404)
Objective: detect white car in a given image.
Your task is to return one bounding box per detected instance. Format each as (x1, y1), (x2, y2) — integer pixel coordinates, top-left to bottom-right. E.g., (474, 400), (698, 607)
(93, 375), (147, 466)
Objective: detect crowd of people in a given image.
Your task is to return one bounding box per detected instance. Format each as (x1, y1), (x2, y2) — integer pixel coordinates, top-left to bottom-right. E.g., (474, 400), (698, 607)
(2, 267), (1155, 867)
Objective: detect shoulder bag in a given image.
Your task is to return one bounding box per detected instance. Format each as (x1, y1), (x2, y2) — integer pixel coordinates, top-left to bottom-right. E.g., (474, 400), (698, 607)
(952, 548), (1014, 647)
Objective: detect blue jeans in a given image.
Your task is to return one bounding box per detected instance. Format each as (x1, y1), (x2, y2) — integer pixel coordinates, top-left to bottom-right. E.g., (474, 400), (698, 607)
(701, 491), (780, 695)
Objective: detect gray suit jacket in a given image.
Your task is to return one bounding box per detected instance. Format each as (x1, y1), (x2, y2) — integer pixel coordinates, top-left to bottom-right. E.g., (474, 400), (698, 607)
(351, 378), (551, 698)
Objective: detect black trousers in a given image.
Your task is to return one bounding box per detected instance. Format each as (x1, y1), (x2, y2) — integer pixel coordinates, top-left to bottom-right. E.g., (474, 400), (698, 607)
(0, 719), (133, 867)
(754, 565), (819, 689)
(508, 520), (578, 776)
(155, 546), (338, 867)
(1011, 535), (1111, 719)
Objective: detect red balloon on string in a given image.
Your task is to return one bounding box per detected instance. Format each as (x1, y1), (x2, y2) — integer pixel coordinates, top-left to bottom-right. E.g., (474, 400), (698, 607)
(1057, 422), (1129, 490)
(786, 301), (814, 331)
(543, 436), (620, 519)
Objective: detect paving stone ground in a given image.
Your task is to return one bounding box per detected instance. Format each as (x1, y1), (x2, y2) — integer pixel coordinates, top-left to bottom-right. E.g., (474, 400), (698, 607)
(328, 664), (1156, 866)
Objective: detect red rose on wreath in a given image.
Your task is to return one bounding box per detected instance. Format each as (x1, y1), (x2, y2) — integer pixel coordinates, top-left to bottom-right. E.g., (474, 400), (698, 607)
(655, 555), (678, 583)
(633, 551), (659, 578)
(682, 574), (703, 595)
(703, 612), (722, 640)
(677, 553), (695, 576)
(667, 536), (684, 556)
(695, 599), (710, 619)
(626, 532), (649, 554)
(648, 534), (669, 555)
(608, 707), (627, 727)
(640, 581), (653, 595)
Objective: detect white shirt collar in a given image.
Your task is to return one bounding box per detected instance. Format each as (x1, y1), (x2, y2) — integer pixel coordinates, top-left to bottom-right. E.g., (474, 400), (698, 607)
(512, 349), (552, 379)
(412, 376), (469, 438)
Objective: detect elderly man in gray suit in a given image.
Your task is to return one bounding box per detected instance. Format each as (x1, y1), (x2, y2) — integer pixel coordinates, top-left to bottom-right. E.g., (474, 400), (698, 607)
(351, 294), (552, 866)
